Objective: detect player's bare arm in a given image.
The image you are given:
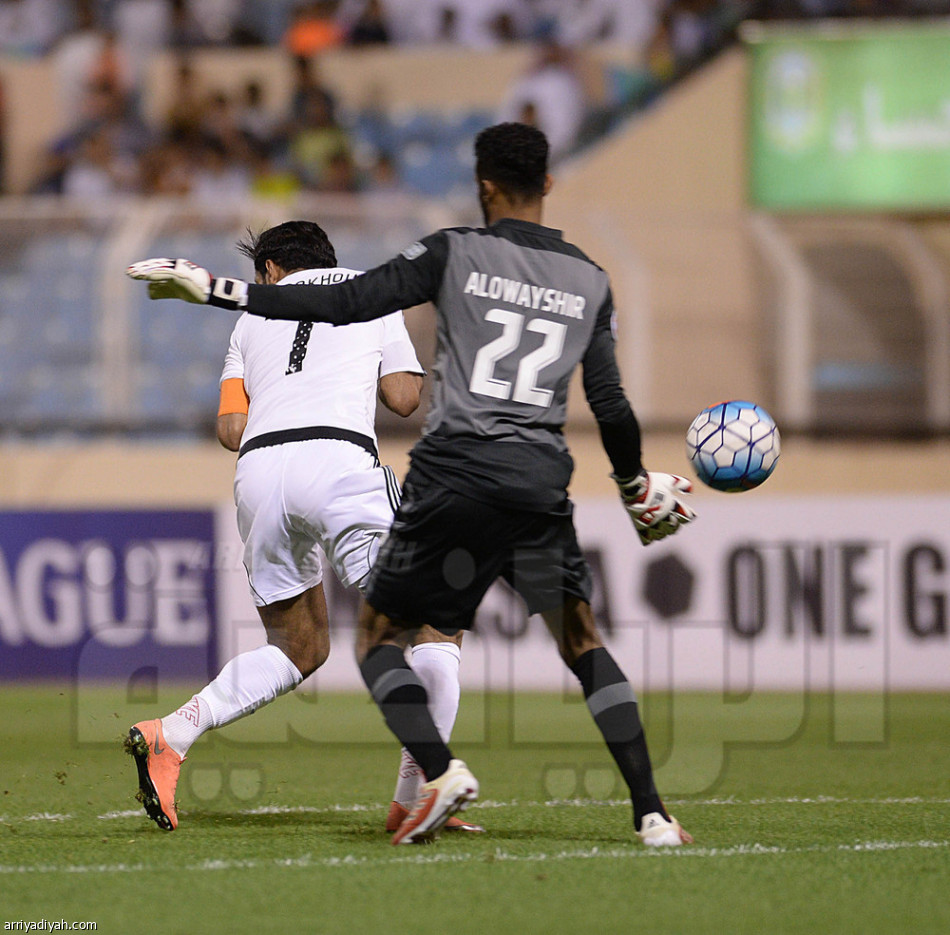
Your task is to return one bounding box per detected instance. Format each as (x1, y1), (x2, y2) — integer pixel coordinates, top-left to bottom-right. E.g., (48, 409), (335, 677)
(378, 371), (423, 417)
(217, 377), (249, 451)
(216, 413), (247, 451)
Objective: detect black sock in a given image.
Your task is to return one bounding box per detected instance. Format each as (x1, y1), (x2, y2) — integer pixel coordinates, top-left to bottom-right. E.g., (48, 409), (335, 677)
(360, 644), (452, 781)
(571, 647), (667, 827)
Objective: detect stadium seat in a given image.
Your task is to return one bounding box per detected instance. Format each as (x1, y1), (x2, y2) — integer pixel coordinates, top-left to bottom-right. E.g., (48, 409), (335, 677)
(18, 364), (100, 426)
(398, 142), (471, 198)
(389, 110), (444, 147)
(346, 107), (494, 198)
(0, 235), (101, 428)
(444, 109), (494, 143)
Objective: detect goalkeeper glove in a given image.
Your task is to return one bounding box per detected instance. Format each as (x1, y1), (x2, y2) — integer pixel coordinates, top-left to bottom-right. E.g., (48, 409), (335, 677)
(614, 470), (696, 546)
(126, 258), (249, 311)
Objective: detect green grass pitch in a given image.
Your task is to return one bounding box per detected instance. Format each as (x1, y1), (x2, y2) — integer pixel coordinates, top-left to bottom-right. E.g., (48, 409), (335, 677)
(1, 685), (948, 935)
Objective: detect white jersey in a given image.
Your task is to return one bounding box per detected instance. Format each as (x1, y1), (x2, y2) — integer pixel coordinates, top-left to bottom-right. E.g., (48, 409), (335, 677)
(220, 267), (423, 447)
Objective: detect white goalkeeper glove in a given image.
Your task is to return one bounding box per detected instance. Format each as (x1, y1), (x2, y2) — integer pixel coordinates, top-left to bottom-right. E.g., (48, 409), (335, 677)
(126, 257), (249, 311)
(613, 470), (696, 546)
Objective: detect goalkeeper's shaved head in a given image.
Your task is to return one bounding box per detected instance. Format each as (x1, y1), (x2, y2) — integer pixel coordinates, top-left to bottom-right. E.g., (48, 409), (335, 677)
(474, 123), (549, 201)
(237, 220), (337, 279)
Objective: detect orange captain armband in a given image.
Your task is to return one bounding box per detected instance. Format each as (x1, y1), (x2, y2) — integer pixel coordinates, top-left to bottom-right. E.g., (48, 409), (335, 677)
(218, 378), (249, 416)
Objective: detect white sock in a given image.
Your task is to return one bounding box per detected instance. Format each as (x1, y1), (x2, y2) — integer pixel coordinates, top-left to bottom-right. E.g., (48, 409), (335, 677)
(412, 642), (461, 741)
(160, 644), (303, 759)
(391, 748), (424, 808)
(392, 641), (461, 807)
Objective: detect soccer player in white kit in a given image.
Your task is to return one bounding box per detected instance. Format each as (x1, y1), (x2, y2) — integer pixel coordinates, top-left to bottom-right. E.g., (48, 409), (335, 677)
(125, 221), (482, 835)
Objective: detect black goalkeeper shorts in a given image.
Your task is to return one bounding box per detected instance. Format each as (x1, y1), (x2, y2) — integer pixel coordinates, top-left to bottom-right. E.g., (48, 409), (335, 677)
(364, 476), (592, 630)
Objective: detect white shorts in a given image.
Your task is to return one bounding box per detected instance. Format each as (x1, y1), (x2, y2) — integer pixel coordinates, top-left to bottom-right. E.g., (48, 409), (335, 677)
(233, 439), (401, 607)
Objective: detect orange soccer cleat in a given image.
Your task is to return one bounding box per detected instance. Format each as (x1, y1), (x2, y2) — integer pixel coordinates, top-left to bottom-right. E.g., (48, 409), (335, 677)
(390, 759), (479, 846)
(443, 815), (486, 833)
(386, 800), (485, 834)
(124, 719), (183, 831)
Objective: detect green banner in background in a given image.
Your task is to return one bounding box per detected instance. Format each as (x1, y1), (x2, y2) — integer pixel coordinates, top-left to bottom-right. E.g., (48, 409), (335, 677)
(746, 22), (950, 211)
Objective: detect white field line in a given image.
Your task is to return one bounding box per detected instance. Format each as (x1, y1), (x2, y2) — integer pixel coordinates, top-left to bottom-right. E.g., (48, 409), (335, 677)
(242, 803), (381, 815)
(475, 796), (950, 809)
(1, 839), (947, 876)
(96, 809), (143, 820)
(1, 796), (948, 826)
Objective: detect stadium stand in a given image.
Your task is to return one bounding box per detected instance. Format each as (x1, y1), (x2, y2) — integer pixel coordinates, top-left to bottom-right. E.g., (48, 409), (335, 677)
(1, 2), (949, 437)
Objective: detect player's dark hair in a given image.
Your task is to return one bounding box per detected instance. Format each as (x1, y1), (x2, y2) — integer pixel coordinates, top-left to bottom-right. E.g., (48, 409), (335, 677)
(474, 122), (549, 200)
(236, 220), (337, 278)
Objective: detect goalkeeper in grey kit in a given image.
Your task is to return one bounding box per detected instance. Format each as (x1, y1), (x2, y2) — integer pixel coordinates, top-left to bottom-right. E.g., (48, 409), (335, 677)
(128, 122), (696, 846)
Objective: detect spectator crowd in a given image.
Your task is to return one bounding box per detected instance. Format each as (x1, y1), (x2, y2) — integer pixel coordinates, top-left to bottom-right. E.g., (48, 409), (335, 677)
(1, 0), (945, 197)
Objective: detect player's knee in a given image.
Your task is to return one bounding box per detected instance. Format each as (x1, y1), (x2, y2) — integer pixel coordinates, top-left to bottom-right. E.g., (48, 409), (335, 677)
(285, 629), (330, 678)
(558, 636), (601, 668)
(544, 600), (602, 666)
(354, 606), (411, 664)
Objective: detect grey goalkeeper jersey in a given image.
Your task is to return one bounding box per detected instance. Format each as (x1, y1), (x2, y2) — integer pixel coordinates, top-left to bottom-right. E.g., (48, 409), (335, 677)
(241, 218), (643, 511)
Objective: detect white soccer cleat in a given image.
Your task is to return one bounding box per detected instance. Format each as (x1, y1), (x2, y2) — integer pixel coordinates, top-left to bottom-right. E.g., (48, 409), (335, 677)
(636, 811), (693, 847)
(391, 758), (479, 846)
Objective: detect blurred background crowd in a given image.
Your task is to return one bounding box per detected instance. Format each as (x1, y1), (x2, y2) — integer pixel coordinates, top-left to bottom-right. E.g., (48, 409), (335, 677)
(0, 0), (947, 438)
(3, 0), (945, 201)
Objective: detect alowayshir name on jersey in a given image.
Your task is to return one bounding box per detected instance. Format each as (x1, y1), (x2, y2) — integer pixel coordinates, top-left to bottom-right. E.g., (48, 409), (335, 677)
(462, 271), (586, 319)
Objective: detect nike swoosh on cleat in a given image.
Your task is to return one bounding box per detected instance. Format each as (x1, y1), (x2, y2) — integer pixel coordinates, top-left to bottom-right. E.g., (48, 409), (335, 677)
(153, 734), (164, 755)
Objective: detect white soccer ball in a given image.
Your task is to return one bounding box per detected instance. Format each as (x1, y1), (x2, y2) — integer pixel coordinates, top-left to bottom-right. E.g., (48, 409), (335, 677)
(686, 400), (780, 492)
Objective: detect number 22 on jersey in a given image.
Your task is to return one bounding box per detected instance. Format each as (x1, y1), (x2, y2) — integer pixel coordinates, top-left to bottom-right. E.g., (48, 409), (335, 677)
(469, 309), (566, 408)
